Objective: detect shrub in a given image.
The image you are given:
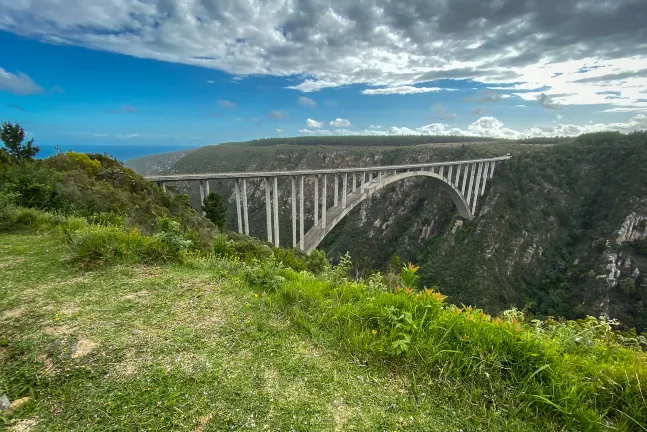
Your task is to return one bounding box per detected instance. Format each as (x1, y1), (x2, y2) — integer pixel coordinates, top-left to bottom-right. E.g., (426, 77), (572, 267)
(68, 221), (194, 267)
(0, 206), (86, 233)
(306, 249), (329, 275)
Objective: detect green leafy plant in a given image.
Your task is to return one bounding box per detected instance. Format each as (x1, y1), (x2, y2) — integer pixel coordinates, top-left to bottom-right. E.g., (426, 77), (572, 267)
(400, 262), (420, 289)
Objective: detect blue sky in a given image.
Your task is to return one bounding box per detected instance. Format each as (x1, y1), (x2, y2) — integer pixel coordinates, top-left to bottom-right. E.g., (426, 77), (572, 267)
(1, 0), (646, 159)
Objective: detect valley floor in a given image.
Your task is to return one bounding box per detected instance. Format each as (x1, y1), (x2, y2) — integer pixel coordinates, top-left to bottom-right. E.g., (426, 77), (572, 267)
(1, 233), (562, 431)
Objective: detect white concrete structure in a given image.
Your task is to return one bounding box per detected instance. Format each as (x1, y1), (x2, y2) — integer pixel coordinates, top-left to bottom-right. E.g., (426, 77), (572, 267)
(148, 155), (511, 253)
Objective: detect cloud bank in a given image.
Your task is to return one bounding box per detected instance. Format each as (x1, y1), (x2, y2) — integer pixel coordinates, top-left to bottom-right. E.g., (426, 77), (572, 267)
(1, 0), (645, 109)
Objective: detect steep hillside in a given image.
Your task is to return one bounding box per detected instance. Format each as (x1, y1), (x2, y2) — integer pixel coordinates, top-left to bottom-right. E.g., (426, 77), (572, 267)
(127, 134), (647, 331)
(126, 148), (196, 175)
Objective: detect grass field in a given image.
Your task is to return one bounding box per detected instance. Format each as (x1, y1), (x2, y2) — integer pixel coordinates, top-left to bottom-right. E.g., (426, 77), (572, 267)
(0, 233), (565, 431)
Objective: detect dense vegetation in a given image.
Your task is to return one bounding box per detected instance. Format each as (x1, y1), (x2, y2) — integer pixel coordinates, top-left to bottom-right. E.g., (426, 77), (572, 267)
(1, 125), (646, 430)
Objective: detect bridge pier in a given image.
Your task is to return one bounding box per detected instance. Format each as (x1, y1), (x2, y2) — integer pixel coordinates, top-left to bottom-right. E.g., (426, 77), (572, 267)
(299, 176), (304, 251)
(234, 179), (243, 234)
(242, 179), (249, 235)
(265, 178), (272, 243)
(322, 174), (327, 228)
(292, 176), (297, 248)
(272, 177), (279, 247)
(342, 173), (347, 209)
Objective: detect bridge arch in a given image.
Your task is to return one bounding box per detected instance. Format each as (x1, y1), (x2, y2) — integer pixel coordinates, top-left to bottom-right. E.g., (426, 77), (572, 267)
(302, 171), (472, 253)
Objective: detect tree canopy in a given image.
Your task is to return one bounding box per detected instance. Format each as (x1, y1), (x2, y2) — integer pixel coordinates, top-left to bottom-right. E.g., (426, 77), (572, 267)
(1, 122), (39, 161)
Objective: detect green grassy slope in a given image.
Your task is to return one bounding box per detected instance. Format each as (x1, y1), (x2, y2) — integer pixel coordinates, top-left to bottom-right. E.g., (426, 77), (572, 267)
(1, 233), (561, 431)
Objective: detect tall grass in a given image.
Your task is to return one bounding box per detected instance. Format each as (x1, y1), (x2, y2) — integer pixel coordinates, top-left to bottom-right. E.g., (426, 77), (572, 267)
(243, 258), (647, 430)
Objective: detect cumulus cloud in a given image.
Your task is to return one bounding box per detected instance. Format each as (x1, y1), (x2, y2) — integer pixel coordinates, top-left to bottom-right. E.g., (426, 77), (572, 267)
(0, 68), (44, 95)
(218, 100), (236, 108)
(3, 0), (645, 109)
(330, 118), (351, 127)
(306, 118), (323, 128)
(298, 96), (317, 107)
(298, 114), (647, 139)
(363, 86), (444, 95)
(268, 110), (286, 119)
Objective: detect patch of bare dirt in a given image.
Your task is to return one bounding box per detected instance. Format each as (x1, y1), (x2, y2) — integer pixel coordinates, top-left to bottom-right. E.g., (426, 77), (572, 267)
(1, 306), (26, 320)
(36, 354), (54, 373)
(194, 414), (213, 432)
(329, 400), (357, 432)
(8, 417), (38, 432)
(134, 265), (163, 278)
(71, 339), (97, 358)
(0, 257), (24, 270)
(122, 290), (150, 301)
(43, 324), (73, 336)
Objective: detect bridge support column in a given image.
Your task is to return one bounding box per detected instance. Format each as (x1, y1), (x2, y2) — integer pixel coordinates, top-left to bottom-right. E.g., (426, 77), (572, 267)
(205, 180), (210, 197)
(489, 161), (496, 178)
(234, 179), (243, 234)
(265, 178), (272, 243)
(466, 163), (476, 205)
(471, 163), (484, 214)
(321, 174), (327, 228)
(342, 173), (347, 209)
(454, 164), (461, 187)
(352, 173), (356, 192)
(292, 176), (297, 248)
(334, 174), (339, 207)
(273, 177), (279, 247)
(448, 165), (453, 182)
(480, 162), (490, 196)
(242, 179), (249, 235)
(199, 181), (205, 207)
(161, 183), (167, 193)
(461, 164), (469, 195)
(361, 172), (366, 193)
(314, 175), (319, 226)
(439, 166), (444, 178)
(299, 176), (304, 251)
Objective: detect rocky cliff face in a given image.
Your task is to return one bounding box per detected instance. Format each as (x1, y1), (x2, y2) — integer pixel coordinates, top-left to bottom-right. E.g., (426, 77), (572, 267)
(127, 133), (647, 330)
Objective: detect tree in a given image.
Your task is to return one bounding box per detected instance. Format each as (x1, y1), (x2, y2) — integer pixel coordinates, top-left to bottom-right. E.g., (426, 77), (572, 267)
(1, 122), (39, 162)
(202, 192), (227, 230)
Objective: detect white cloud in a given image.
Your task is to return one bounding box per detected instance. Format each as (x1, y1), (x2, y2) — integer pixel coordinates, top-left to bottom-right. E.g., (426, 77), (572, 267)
(516, 105), (527, 108)
(268, 110), (286, 119)
(362, 86), (444, 95)
(0, 67), (44, 95)
(330, 118), (351, 127)
(275, 128), (282, 132)
(2, 0), (646, 110)
(217, 100), (236, 108)
(297, 114), (647, 139)
(298, 96), (317, 107)
(206, 80), (215, 84)
(306, 118), (323, 128)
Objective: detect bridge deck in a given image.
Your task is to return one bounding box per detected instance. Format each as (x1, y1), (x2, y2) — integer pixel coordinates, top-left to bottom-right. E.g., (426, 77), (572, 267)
(144, 155), (511, 181)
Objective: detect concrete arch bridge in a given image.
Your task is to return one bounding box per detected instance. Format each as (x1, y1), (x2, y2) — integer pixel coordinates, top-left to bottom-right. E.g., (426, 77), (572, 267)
(146, 155), (511, 253)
